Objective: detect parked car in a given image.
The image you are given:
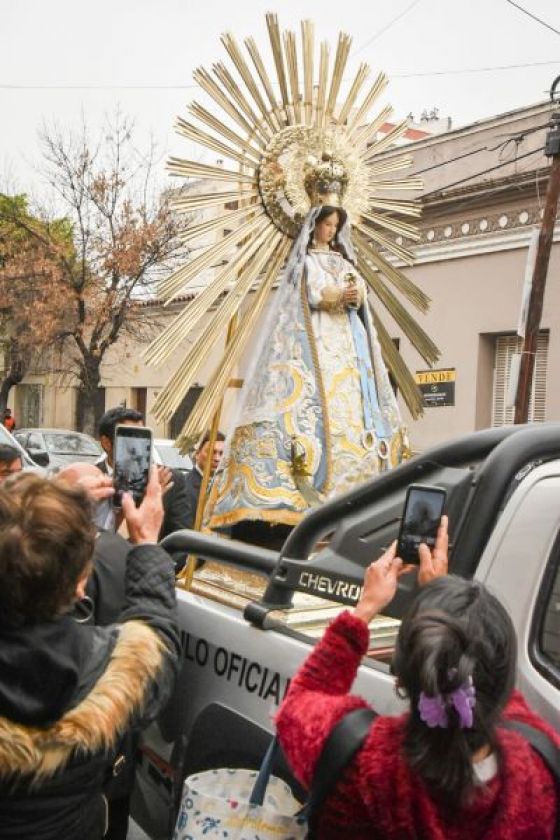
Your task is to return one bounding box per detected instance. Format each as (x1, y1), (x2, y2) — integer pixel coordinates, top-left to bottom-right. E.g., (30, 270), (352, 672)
(14, 428), (103, 470)
(152, 438), (193, 474)
(0, 424), (43, 472)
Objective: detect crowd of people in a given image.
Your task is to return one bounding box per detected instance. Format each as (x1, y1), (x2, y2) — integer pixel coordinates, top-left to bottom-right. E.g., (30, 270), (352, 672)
(0, 406), (557, 839)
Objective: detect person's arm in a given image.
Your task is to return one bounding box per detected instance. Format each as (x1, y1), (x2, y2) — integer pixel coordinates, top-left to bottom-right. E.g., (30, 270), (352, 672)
(119, 468), (181, 722)
(275, 610), (372, 788)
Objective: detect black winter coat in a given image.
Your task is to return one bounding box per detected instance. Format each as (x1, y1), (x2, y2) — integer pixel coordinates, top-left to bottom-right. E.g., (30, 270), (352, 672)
(183, 467), (202, 530)
(84, 530), (129, 625)
(0, 544), (180, 840)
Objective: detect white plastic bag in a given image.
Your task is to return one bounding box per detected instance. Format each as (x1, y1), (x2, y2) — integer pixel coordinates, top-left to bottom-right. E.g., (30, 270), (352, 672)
(173, 764), (305, 840)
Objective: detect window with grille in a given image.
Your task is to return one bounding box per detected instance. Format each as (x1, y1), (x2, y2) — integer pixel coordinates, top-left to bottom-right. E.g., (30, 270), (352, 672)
(491, 332), (548, 426)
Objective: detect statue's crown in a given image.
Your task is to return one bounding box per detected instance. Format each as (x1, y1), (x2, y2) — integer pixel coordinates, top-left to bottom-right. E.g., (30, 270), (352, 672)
(304, 153), (348, 207)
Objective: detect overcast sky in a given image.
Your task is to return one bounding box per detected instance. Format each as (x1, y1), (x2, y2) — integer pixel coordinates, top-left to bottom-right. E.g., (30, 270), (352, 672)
(1, 0), (559, 194)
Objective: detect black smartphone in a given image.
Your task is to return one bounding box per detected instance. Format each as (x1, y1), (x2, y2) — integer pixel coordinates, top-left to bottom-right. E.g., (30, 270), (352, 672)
(113, 425), (152, 507)
(396, 484), (446, 564)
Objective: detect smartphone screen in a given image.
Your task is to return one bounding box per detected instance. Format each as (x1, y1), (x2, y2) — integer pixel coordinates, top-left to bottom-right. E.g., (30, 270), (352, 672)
(113, 425), (152, 507)
(397, 484), (446, 564)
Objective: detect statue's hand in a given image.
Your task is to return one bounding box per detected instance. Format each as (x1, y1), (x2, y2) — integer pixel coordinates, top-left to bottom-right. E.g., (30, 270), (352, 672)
(342, 285), (359, 307)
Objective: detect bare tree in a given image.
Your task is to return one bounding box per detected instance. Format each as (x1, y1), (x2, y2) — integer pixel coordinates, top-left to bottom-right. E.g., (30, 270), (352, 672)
(1, 112), (186, 434)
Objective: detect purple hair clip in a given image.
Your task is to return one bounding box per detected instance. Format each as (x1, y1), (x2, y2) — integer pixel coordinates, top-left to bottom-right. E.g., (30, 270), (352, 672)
(418, 674), (476, 729)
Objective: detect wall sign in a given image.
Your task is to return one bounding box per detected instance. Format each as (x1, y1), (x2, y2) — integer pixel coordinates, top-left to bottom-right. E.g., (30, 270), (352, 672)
(415, 368), (456, 407)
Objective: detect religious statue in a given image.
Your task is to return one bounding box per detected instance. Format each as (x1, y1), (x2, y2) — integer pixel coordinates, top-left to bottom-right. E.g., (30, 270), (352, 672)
(204, 158), (411, 535)
(143, 15), (440, 543)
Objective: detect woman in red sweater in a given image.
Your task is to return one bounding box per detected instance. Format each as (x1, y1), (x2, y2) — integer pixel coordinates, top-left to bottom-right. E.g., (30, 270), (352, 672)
(276, 517), (558, 838)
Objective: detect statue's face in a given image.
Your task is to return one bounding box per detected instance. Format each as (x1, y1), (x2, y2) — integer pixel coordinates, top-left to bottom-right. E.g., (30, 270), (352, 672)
(314, 211), (339, 245)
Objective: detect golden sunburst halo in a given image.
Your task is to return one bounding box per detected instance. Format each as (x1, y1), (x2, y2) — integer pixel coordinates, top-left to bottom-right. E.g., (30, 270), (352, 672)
(144, 13), (440, 448)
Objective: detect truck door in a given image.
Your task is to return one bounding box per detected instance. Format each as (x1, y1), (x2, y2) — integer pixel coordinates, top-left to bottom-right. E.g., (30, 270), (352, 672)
(475, 462), (560, 729)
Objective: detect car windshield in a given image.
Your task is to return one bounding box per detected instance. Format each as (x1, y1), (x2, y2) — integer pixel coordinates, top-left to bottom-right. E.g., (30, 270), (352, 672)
(156, 443), (192, 471)
(44, 433), (100, 456)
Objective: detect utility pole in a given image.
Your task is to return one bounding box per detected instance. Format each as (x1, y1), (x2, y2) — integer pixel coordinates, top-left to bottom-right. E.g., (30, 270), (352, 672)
(514, 93), (560, 424)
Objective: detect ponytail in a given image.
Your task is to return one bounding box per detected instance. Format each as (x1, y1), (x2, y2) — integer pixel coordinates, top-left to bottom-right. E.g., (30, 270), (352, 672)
(392, 576), (516, 810)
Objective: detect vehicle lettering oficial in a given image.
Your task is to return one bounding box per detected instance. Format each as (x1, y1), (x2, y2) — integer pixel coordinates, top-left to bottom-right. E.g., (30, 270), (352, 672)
(298, 570), (362, 602)
(181, 632), (289, 705)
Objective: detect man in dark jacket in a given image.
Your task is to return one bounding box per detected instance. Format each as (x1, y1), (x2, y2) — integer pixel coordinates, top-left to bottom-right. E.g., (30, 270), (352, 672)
(0, 468), (180, 840)
(184, 430), (225, 529)
(58, 462), (129, 626)
(97, 407), (191, 569)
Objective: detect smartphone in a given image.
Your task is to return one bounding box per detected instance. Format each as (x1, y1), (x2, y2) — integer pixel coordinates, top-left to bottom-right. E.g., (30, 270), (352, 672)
(113, 425), (152, 507)
(396, 484), (446, 564)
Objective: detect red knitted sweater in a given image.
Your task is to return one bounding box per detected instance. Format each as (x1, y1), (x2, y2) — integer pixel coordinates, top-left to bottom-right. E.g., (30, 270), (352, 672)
(276, 610), (558, 839)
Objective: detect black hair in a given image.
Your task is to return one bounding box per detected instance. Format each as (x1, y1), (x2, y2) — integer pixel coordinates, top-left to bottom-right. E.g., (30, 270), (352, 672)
(199, 430), (226, 448)
(307, 205), (351, 260)
(98, 407), (144, 439)
(392, 575), (516, 810)
(0, 444), (21, 465)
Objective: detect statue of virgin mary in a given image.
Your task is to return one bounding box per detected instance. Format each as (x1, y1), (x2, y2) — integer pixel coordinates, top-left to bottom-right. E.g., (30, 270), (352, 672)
(205, 161), (409, 539)
(144, 16), (442, 549)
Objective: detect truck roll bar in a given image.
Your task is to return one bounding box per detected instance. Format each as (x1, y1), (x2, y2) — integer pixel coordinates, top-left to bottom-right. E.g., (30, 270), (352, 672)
(160, 529), (278, 576)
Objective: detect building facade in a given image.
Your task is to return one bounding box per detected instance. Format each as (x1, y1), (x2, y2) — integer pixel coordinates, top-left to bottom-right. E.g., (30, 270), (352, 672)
(386, 99), (559, 451)
(11, 100), (560, 452)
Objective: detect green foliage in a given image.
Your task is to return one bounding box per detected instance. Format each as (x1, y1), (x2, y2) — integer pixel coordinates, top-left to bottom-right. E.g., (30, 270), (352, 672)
(0, 193), (74, 265)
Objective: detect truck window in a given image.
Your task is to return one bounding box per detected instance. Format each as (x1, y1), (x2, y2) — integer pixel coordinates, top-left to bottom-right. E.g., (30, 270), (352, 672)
(532, 540), (560, 688)
(541, 562), (560, 669)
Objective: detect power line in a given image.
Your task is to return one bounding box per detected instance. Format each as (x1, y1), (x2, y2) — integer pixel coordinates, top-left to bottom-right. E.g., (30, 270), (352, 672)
(393, 58), (560, 78)
(414, 122), (550, 176)
(504, 0), (560, 37)
(0, 83), (199, 90)
(421, 147), (544, 199)
(352, 0), (423, 56)
(1, 58), (559, 92)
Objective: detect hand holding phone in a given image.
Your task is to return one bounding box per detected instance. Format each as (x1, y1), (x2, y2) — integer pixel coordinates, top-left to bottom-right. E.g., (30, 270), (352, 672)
(122, 465), (163, 544)
(113, 424), (153, 508)
(397, 484), (446, 565)
(417, 515), (449, 586)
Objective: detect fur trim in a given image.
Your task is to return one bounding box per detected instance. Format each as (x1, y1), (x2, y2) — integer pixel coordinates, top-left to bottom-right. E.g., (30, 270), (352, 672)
(0, 620), (165, 780)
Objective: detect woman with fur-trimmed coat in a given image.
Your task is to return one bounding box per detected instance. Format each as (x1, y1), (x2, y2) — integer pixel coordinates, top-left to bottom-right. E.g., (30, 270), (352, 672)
(0, 469), (180, 840)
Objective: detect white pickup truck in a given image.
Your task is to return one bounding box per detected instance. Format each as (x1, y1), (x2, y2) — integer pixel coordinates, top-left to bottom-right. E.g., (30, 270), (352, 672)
(132, 424), (560, 839)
